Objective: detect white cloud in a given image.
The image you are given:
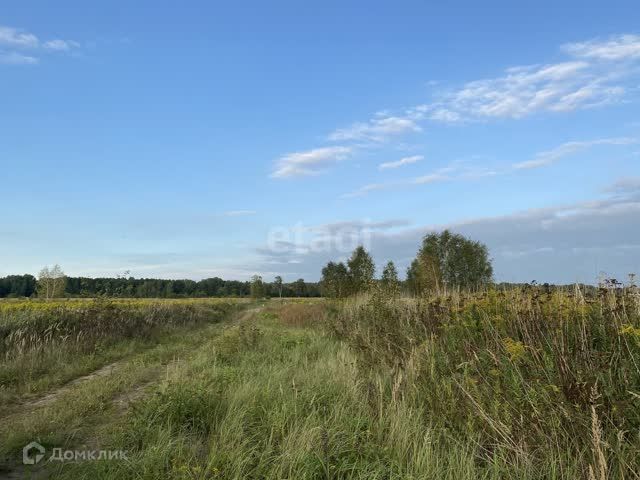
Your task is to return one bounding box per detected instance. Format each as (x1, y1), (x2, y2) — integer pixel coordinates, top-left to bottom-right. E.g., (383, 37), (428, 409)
(312, 219), (410, 233)
(343, 134), (637, 198)
(257, 178), (640, 283)
(0, 26), (38, 48)
(331, 33), (640, 136)
(0, 51), (38, 65)
(275, 33), (640, 180)
(222, 210), (257, 217)
(271, 146), (352, 178)
(343, 168), (450, 198)
(411, 173), (446, 185)
(417, 35), (640, 123)
(513, 137), (637, 170)
(340, 183), (392, 198)
(550, 84), (624, 112)
(328, 115), (421, 142)
(343, 158), (501, 198)
(345, 134), (637, 198)
(379, 155), (423, 170)
(424, 60), (625, 121)
(427, 108), (463, 123)
(43, 39), (80, 51)
(0, 25), (80, 66)
(562, 34), (640, 61)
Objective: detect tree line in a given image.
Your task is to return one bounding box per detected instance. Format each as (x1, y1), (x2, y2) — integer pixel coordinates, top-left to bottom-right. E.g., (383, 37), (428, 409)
(0, 275), (37, 298)
(321, 230), (494, 297)
(0, 269), (321, 299)
(1, 231), (492, 299)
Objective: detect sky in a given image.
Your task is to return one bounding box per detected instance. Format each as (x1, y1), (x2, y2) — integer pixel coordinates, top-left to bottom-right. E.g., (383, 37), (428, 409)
(1, 0), (640, 284)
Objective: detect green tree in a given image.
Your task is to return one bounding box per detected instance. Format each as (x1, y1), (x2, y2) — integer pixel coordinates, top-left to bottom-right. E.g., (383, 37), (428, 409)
(273, 275), (283, 299)
(0, 274), (36, 298)
(405, 259), (421, 295)
(293, 278), (306, 297)
(410, 230), (493, 294)
(250, 275), (265, 299)
(347, 246), (375, 295)
(407, 236), (442, 293)
(321, 261), (349, 298)
(37, 264), (66, 299)
(380, 260), (400, 294)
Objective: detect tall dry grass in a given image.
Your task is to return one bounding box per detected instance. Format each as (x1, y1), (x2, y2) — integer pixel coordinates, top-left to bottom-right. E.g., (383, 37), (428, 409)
(0, 298), (238, 359)
(0, 298), (240, 406)
(329, 286), (640, 477)
(8, 290), (640, 479)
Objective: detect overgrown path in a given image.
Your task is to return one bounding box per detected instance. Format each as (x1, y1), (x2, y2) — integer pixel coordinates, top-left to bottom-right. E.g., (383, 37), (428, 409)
(0, 305), (261, 479)
(36, 303), (387, 480)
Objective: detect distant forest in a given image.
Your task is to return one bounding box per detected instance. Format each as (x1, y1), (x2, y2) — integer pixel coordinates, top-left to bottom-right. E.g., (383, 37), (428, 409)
(0, 274), (321, 299)
(0, 273), (607, 300)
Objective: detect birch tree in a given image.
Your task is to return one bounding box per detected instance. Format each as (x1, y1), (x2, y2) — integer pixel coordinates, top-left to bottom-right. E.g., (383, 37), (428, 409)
(37, 264), (66, 299)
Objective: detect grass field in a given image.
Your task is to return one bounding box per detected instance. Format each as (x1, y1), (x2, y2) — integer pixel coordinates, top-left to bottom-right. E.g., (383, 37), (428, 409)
(1, 289), (639, 479)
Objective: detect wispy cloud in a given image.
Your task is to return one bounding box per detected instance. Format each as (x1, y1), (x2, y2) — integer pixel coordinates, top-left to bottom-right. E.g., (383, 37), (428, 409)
(328, 115), (421, 142)
(344, 134), (637, 198)
(222, 210), (257, 217)
(273, 33), (640, 180)
(411, 173), (447, 185)
(43, 39), (80, 51)
(379, 155), (423, 170)
(341, 183), (395, 198)
(562, 34), (640, 60)
(362, 34), (640, 128)
(405, 35), (640, 124)
(342, 166), (453, 198)
(271, 146), (352, 178)
(0, 25), (80, 66)
(0, 26), (38, 48)
(311, 219), (411, 234)
(343, 158), (501, 198)
(416, 60), (623, 122)
(0, 51), (38, 65)
(513, 137), (637, 169)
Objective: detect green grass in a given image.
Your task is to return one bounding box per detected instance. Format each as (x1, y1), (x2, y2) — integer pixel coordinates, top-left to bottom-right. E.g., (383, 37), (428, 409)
(0, 320), (236, 468)
(3, 289), (640, 479)
(328, 287), (640, 479)
(0, 298), (241, 410)
(54, 313), (477, 479)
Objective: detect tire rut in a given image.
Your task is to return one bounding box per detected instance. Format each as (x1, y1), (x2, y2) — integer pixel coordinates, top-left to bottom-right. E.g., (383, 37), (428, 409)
(0, 306), (262, 480)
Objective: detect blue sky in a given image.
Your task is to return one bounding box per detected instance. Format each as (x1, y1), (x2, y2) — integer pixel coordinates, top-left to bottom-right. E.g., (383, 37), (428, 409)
(1, 0), (639, 283)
